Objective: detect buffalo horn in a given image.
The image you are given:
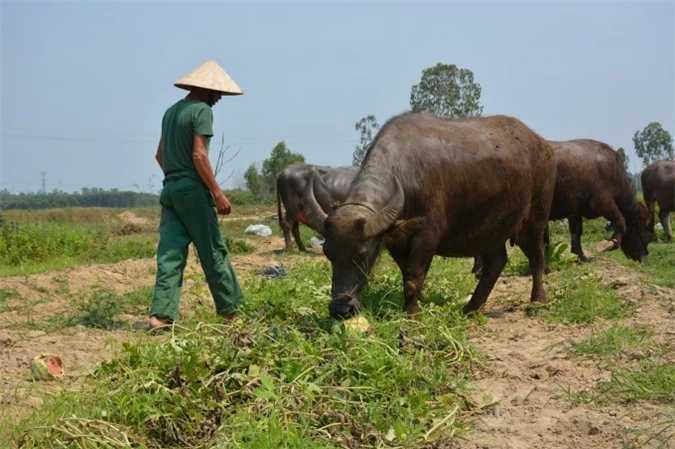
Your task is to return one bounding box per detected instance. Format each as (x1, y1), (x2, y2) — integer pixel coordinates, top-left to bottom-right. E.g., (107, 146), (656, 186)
(362, 178), (404, 239)
(302, 171), (328, 234)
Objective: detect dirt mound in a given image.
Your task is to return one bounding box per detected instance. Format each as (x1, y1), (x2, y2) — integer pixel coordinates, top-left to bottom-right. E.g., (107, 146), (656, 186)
(118, 211), (148, 225)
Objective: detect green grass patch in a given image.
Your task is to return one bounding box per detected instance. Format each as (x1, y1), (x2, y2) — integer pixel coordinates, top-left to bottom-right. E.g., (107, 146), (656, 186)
(527, 266), (633, 324)
(14, 258), (487, 448)
(75, 287), (152, 330)
(595, 354), (675, 404)
(0, 287), (19, 313)
(634, 243), (674, 289)
(3, 287), (153, 334)
(566, 324), (655, 359)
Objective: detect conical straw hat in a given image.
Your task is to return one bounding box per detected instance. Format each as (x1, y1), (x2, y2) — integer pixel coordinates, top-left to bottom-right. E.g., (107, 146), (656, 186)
(174, 59), (243, 96)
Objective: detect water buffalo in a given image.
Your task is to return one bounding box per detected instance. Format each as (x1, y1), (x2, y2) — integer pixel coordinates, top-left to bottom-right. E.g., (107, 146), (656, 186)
(276, 163), (359, 251)
(547, 139), (651, 262)
(304, 112), (556, 319)
(474, 138), (653, 276)
(642, 159), (675, 241)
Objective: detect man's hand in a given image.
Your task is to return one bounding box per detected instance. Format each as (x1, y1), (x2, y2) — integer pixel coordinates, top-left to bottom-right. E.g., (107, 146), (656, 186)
(213, 191), (232, 215)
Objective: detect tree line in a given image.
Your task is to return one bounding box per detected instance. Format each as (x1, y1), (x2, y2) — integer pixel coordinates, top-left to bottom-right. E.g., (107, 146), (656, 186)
(0, 188), (160, 210)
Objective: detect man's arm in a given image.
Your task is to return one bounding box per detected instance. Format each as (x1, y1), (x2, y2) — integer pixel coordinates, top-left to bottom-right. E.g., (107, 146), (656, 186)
(193, 134), (231, 215)
(155, 138), (163, 170)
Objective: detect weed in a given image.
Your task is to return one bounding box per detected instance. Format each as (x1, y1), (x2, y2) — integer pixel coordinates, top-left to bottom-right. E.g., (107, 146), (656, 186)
(622, 409), (675, 449)
(567, 324), (655, 359)
(0, 287), (19, 313)
(527, 268), (633, 324)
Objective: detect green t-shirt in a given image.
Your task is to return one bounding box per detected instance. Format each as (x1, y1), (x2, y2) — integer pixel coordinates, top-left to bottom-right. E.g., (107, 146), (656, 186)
(160, 99), (214, 180)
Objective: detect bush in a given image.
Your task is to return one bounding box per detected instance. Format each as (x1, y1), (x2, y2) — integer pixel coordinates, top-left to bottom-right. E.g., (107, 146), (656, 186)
(0, 222), (106, 266)
(224, 189), (257, 206)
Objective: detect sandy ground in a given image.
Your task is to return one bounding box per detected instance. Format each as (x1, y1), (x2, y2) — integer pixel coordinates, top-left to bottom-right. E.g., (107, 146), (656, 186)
(0, 211), (673, 448)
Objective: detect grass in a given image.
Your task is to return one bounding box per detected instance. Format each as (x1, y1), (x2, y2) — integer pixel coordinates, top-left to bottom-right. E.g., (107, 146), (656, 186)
(622, 409), (675, 449)
(525, 264), (634, 324)
(1, 286), (154, 335)
(0, 207), (261, 277)
(11, 258), (487, 448)
(566, 324), (656, 359)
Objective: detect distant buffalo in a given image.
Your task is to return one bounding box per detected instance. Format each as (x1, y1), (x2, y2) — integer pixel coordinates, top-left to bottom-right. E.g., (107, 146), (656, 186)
(474, 138), (653, 277)
(642, 159), (675, 241)
(276, 163), (359, 251)
(304, 112), (556, 319)
(545, 139), (652, 263)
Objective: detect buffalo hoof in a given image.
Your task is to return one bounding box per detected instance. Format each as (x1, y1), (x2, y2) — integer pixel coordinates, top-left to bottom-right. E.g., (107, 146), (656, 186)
(329, 297), (361, 320)
(461, 302), (482, 315)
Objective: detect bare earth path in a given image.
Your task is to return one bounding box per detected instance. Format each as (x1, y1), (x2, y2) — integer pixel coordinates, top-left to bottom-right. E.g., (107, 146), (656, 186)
(464, 261), (674, 449)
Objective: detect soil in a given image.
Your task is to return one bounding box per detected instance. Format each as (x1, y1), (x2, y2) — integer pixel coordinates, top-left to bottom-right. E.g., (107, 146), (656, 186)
(0, 210), (673, 448)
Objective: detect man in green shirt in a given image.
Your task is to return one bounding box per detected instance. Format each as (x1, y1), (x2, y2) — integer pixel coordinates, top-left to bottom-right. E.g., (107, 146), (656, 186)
(148, 60), (245, 330)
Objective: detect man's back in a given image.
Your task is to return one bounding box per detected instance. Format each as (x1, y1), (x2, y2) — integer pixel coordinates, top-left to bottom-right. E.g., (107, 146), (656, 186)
(160, 99), (213, 178)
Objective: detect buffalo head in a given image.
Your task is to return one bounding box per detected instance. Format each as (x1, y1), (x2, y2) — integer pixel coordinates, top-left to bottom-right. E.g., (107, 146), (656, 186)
(303, 173), (421, 320)
(619, 202), (654, 264)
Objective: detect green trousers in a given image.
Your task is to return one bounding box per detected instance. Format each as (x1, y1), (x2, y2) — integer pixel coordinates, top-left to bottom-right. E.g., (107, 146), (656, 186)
(150, 176), (245, 321)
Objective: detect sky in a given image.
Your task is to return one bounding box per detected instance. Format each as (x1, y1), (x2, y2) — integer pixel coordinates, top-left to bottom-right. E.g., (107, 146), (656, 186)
(1, 0), (673, 195)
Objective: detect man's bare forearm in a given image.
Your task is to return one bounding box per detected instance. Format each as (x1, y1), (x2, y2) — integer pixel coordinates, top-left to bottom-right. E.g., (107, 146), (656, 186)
(194, 152), (223, 195)
(155, 139), (163, 170)
(192, 135), (223, 196)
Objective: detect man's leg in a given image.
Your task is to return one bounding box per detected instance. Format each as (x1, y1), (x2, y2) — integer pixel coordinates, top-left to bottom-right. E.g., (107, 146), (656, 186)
(174, 180), (245, 316)
(150, 203), (191, 323)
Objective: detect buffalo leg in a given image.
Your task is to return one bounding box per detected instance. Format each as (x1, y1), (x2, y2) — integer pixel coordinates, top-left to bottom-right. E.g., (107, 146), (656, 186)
(659, 209), (673, 241)
(471, 256), (484, 279)
(568, 216), (590, 262)
(602, 204), (628, 250)
(515, 226), (552, 274)
(644, 192), (657, 236)
(518, 223), (548, 304)
(390, 242), (435, 315)
(280, 216), (295, 251)
(291, 221), (308, 251)
(463, 245), (507, 314)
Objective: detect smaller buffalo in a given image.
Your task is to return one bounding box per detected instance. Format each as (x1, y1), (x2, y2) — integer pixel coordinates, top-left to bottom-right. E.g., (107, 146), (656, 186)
(642, 159), (675, 241)
(473, 139), (652, 278)
(276, 164), (359, 251)
(546, 139), (652, 263)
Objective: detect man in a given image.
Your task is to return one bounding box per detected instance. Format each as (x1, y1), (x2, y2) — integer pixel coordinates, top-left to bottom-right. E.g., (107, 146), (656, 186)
(148, 59), (245, 330)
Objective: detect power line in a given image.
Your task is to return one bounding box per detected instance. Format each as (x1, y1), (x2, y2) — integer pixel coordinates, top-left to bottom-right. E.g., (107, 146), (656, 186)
(1, 131), (357, 146)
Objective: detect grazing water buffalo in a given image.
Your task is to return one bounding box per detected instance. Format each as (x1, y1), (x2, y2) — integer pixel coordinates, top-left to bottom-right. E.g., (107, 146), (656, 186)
(276, 164), (359, 251)
(473, 139), (652, 277)
(642, 160), (675, 241)
(547, 139), (651, 262)
(304, 112), (556, 319)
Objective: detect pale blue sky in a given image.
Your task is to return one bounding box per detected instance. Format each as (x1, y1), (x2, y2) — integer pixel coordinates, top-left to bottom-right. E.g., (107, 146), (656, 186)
(1, 1), (673, 194)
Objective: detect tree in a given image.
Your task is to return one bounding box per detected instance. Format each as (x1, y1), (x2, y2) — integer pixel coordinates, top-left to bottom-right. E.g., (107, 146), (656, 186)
(616, 147), (629, 173)
(212, 133), (241, 187)
(632, 122), (674, 167)
(261, 141), (305, 201)
(244, 164), (263, 202)
(353, 115), (379, 166)
(409, 63), (483, 118)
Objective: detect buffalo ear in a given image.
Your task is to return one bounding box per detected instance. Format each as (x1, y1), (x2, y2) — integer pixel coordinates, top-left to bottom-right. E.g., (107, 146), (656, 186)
(382, 217), (426, 245)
